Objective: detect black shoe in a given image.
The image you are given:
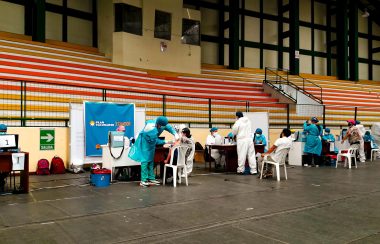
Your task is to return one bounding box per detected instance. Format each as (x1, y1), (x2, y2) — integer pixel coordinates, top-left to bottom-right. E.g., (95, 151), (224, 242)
(237, 172), (244, 175)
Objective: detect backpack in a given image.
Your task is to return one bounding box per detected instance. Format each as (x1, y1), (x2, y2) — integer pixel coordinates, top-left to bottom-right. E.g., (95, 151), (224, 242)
(195, 142), (204, 150)
(50, 156), (66, 174)
(36, 159), (50, 175)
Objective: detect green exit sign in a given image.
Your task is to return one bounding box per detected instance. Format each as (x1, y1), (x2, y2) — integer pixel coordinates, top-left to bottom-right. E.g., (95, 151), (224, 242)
(40, 128), (55, 150)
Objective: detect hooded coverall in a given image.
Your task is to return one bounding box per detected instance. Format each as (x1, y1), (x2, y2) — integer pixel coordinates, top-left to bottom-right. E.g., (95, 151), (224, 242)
(232, 117), (257, 174)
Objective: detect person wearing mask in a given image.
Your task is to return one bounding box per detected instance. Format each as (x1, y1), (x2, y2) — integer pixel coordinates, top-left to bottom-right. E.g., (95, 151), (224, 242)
(364, 131), (379, 149)
(322, 128), (335, 142)
(164, 127), (194, 181)
(322, 128), (338, 154)
(206, 127), (224, 168)
(128, 116), (179, 187)
(253, 128), (267, 147)
(341, 119), (366, 163)
(303, 117), (322, 167)
(258, 128), (293, 178)
(231, 111), (257, 175)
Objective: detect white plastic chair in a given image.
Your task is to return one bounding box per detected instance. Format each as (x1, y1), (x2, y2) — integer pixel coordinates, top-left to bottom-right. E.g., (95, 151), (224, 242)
(163, 146), (189, 187)
(336, 148), (357, 168)
(183, 141), (195, 176)
(371, 149), (379, 162)
(260, 148), (290, 182)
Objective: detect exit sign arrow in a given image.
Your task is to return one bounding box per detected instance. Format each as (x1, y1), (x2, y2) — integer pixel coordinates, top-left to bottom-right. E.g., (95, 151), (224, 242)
(41, 133), (54, 142)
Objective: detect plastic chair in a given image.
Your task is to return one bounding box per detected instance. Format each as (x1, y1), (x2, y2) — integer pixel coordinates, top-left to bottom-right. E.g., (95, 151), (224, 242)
(183, 141), (195, 175)
(371, 149), (379, 162)
(260, 148), (290, 182)
(11, 153), (25, 192)
(336, 148), (357, 169)
(163, 146), (189, 187)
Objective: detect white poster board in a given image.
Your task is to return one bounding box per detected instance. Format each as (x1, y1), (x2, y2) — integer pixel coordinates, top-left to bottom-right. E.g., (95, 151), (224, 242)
(244, 112), (269, 148)
(69, 103), (146, 166)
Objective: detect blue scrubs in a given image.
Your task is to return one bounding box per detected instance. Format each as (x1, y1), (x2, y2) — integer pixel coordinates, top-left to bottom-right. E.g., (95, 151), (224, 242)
(322, 133), (338, 153)
(322, 134), (335, 142)
(303, 122), (322, 156)
(254, 134), (267, 146)
(364, 134), (379, 149)
(128, 119), (176, 182)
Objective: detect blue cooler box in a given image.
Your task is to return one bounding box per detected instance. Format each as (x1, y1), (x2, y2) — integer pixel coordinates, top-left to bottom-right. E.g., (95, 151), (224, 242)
(91, 169), (111, 187)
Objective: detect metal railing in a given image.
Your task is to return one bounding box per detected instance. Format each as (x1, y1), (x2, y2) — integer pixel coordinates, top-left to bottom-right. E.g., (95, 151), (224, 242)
(1, 79), (379, 129)
(264, 67), (323, 104)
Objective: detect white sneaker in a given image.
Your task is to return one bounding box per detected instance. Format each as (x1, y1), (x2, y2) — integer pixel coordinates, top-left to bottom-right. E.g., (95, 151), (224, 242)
(149, 180), (160, 185)
(140, 181), (150, 187)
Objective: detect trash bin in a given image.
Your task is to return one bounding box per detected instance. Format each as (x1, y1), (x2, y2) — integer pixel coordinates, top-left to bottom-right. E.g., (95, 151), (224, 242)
(90, 169), (111, 187)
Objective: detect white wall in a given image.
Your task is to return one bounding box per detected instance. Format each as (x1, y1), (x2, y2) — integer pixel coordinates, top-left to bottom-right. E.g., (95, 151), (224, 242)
(0, 2), (24, 35)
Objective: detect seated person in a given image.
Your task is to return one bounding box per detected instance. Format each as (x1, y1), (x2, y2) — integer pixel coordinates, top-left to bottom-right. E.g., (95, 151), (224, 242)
(254, 128), (267, 153)
(258, 128), (292, 178)
(253, 128), (267, 146)
(322, 127), (338, 154)
(364, 131), (379, 149)
(164, 128), (194, 181)
(206, 127), (225, 168)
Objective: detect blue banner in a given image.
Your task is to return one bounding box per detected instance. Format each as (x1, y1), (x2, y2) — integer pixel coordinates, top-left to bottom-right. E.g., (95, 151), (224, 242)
(85, 102), (134, 156)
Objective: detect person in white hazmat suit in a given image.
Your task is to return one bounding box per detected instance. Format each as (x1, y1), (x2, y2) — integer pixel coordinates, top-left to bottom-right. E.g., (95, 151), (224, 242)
(231, 111), (257, 175)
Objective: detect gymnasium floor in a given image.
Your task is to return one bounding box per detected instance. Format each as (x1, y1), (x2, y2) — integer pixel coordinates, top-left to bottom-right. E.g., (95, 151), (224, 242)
(0, 161), (379, 244)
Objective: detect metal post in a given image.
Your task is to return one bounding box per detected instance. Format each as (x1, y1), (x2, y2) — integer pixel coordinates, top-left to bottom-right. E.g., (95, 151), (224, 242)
(163, 95), (166, 116)
(208, 98), (212, 128)
(354, 107), (357, 121)
(286, 103), (290, 129)
(102, 89), (106, 101)
(20, 81), (24, 126)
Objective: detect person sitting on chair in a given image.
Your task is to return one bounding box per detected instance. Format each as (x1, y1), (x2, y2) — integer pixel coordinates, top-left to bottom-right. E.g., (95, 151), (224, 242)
(258, 128), (292, 178)
(164, 128), (194, 182)
(364, 131), (379, 149)
(206, 127), (225, 168)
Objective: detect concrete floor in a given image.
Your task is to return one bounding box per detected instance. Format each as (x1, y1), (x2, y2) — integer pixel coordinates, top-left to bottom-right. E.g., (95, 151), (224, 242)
(0, 161), (380, 244)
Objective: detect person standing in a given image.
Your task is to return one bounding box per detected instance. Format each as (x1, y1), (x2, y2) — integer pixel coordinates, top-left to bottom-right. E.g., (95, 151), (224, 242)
(342, 119), (366, 163)
(231, 111), (257, 175)
(303, 117), (322, 166)
(128, 116), (179, 187)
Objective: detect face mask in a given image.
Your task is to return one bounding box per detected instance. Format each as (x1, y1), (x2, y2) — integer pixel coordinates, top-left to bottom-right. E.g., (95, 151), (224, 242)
(256, 134), (261, 137)
(325, 132), (330, 135)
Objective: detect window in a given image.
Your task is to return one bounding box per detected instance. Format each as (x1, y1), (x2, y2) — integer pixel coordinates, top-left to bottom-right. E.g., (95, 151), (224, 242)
(114, 3), (142, 36)
(181, 19), (200, 45)
(154, 10), (171, 40)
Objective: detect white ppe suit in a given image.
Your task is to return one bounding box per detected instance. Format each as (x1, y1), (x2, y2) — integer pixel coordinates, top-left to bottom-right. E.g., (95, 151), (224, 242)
(232, 116), (257, 174)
